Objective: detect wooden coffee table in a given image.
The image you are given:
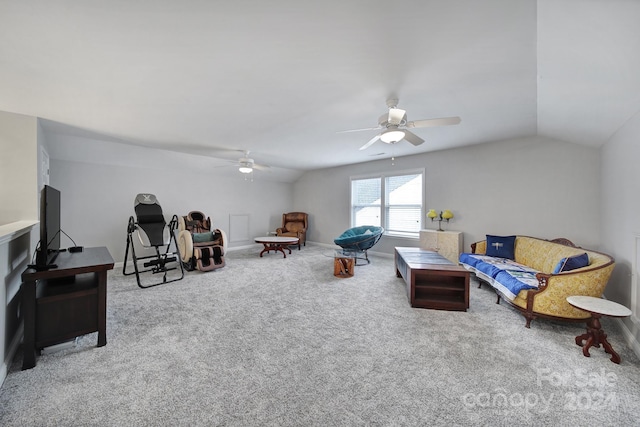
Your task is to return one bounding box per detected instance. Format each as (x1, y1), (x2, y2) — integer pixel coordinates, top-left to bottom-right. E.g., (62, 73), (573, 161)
(255, 236), (299, 258)
(567, 295), (632, 364)
(395, 247), (470, 311)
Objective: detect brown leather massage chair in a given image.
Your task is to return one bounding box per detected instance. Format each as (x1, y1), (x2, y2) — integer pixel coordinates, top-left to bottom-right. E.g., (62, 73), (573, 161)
(177, 211), (227, 272)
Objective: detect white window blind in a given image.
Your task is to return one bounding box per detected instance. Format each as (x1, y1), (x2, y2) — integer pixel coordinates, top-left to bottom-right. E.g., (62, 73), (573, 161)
(385, 174), (422, 235)
(351, 171), (423, 237)
(351, 177), (381, 227)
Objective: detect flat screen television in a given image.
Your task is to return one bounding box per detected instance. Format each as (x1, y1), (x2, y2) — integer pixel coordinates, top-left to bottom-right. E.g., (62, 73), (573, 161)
(34, 185), (61, 269)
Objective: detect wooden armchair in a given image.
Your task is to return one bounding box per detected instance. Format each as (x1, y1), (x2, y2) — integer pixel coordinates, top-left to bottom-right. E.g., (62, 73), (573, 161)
(276, 212), (308, 250)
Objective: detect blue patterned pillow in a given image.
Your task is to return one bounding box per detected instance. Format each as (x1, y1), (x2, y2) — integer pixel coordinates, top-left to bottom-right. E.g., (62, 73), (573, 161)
(553, 253), (589, 274)
(485, 235), (516, 260)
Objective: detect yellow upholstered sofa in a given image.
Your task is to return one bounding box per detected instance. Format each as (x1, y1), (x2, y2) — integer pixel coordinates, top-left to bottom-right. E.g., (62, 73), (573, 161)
(464, 236), (615, 327)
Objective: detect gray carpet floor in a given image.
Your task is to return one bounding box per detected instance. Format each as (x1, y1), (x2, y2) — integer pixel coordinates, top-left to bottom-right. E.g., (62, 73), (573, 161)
(1, 245), (639, 426)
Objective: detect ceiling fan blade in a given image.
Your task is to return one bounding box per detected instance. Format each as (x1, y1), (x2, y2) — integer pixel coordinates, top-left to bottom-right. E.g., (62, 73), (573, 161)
(406, 116), (461, 128)
(403, 130), (425, 146)
(388, 108), (406, 125)
(359, 134), (381, 150)
(337, 126), (381, 133)
(253, 163), (271, 171)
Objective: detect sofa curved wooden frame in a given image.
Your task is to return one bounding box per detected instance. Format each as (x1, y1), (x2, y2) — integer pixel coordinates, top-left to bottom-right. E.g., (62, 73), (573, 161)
(469, 236), (615, 328)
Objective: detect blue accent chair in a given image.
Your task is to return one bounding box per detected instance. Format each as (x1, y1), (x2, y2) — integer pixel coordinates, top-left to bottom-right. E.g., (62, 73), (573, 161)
(334, 226), (384, 265)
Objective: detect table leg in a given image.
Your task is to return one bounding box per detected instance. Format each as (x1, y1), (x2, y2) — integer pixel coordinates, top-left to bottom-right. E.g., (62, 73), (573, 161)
(97, 271), (107, 347)
(575, 332), (591, 347)
(277, 244), (287, 258)
(581, 336), (595, 358)
(575, 314), (621, 364)
(601, 334), (621, 364)
(259, 243), (276, 257)
(21, 279), (37, 370)
(334, 257), (354, 277)
(260, 243), (287, 258)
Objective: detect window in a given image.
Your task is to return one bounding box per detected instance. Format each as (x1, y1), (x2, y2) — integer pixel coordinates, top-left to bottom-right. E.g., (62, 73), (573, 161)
(351, 170), (424, 238)
(351, 177), (381, 227)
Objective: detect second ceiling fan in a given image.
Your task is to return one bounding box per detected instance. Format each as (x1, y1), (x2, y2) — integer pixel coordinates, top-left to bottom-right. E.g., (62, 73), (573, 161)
(342, 99), (461, 150)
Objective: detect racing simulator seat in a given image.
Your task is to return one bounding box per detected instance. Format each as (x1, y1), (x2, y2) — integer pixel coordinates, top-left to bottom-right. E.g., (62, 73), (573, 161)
(177, 211), (227, 272)
(123, 193), (184, 288)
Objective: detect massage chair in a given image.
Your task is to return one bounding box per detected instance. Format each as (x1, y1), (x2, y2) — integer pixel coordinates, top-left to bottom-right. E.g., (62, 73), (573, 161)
(177, 211), (227, 272)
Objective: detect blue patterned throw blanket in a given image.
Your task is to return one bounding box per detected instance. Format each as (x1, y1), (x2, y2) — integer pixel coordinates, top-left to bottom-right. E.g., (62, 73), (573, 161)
(459, 254), (540, 300)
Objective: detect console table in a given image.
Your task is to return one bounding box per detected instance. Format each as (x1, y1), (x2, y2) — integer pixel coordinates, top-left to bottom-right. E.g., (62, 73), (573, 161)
(21, 246), (114, 370)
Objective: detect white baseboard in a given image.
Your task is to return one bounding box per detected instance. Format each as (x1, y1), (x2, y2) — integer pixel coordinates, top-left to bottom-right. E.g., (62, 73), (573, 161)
(41, 339), (77, 355)
(614, 316), (640, 361)
(226, 243), (257, 252)
(306, 241), (394, 259)
(0, 362), (6, 388)
(113, 242), (260, 270)
(1, 323), (23, 387)
(306, 241), (337, 250)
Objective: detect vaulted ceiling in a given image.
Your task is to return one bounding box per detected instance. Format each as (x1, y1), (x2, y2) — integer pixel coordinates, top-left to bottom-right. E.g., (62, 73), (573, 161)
(1, 1), (639, 180)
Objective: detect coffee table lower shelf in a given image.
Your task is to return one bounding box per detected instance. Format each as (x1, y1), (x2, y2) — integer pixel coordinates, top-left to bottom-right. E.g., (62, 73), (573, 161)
(413, 280), (468, 310)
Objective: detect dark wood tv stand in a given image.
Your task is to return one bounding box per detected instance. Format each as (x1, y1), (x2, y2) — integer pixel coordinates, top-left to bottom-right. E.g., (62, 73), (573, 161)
(21, 247), (114, 370)
(395, 247), (470, 311)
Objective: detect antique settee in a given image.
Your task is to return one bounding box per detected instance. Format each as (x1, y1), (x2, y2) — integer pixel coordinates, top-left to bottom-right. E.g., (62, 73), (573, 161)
(459, 235), (615, 327)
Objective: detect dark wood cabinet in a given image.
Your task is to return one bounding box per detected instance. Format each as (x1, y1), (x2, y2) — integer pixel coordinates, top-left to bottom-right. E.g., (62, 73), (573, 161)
(21, 247), (114, 369)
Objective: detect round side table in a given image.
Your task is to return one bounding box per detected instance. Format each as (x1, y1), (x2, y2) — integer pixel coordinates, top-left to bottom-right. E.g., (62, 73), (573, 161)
(566, 295), (632, 364)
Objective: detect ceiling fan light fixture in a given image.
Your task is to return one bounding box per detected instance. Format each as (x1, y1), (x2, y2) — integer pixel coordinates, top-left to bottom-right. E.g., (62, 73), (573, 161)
(238, 161), (253, 174)
(380, 129), (405, 144)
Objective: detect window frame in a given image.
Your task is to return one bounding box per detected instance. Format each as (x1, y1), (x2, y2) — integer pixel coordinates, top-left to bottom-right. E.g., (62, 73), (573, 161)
(350, 168), (425, 239)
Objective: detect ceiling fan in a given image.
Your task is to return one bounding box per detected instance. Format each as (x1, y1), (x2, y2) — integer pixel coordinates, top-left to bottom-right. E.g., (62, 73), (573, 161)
(234, 150), (271, 174)
(341, 99), (461, 151)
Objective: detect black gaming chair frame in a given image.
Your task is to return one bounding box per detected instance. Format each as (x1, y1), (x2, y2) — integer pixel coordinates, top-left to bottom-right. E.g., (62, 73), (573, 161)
(123, 194), (184, 288)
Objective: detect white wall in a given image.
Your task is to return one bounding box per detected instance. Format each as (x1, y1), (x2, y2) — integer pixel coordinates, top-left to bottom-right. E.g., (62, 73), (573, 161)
(601, 110), (640, 351)
(0, 111), (40, 385)
(295, 135), (601, 254)
(47, 137), (293, 263)
(0, 111), (38, 224)
(2, 111), (638, 380)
